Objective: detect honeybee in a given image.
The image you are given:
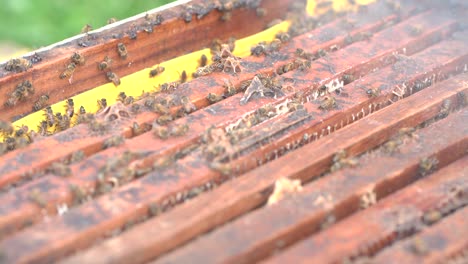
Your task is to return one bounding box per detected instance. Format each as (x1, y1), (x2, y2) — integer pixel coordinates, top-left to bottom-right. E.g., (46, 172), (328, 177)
(71, 52), (85, 65)
(156, 114), (173, 125)
(14, 125), (29, 137)
(153, 125), (169, 139)
(28, 189), (47, 208)
(60, 63), (76, 79)
(47, 162), (71, 177)
(81, 24), (93, 33)
(4, 58), (32, 73)
(160, 81), (180, 92)
(207, 93), (223, 103)
(275, 32), (290, 42)
(318, 96), (337, 110)
(65, 98), (75, 117)
(199, 54), (208, 67)
(37, 120), (50, 136)
(44, 106), (55, 127)
(224, 79), (236, 96)
(55, 113), (71, 132)
(170, 124), (189, 137)
(97, 98), (107, 111)
(180, 70), (188, 83)
(419, 157), (438, 176)
(0, 120), (14, 135)
(366, 87), (380, 97)
(149, 65), (165, 77)
(152, 103), (170, 115)
(117, 43), (128, 59)
(193, 65), (214, 78)
(118, 92), (133, 105)
(32, 95), (50, 111)
(106, 71), (121, 86)
(98, 56), (112, 71)
(251, 42), (267, 56)
(107, 17), (118, 24)
(181, 96), (197, 113)
(103, 135), (125, 149)
(88, 120), (108, 133)
(131, 122), (149, 136)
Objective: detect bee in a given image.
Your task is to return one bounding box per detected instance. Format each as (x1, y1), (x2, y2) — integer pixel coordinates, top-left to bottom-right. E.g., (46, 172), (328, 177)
(199, 54), (208, 67)
(160, 81), (180, 92)
(342, 74), (354, 85)
(0, 120), (14, 135)
(107, 17), (118, 24)
(4, 58), (32, 73)
(106, 71), (121, 86)
(193, 65), (214, 78)
(318, 96), (337, 110)
(14, 125), (29, 138)
(47, 162), (71, 177)
(180, 70), (188, 83)
(55, 113), (70, 132)
(170, 124), (189, 137)
(269, 39), (282, 52)
(210, 38), (223, 54)
(153, 125), (170, 139)
(207, 93), (223, 103)
(224, 79), (236, 96)
(209, 162), (232, 176)
(81, 24), (93, 33)
(69, 184), (89, 205)
(251, 42), (267, 56)
(277, 62), (294, 75)
(181, 96), (197, 113)
(4, 136), (16, 150)
(366, 87), (380, 97)
(132, 122), (149, 136)
(37, 120), (49, 136)
(32, 95), (50, 111)
(152, 155), (173, 169)
(44, 106), (55, 127)
(130, 104), (142, 114)
(275, 32), (290, 43)
(96, 98), (107, 111)
(152, 103), (170, 115)
(69, 150), (85, 164)
(220, 11), (232, 22)
(149, 65), (165, 77)
(65, 98), (75, 117)
(79, 106), (86, 115)
(103, 135), (125, 149)
(98, 56), (112, 71)
(89, 120), (108, 133)
(29, 189), (47, 208)
(409, 237), (428, 256)
(117, 43), (128, 59)
(316, 49), (327, 58)
(422, 210), (442, 225)
(156, 114), (173, 125)
(71, 52), (85, 65)
(419, 157), (438, 176)
(60, 63), (76, 79)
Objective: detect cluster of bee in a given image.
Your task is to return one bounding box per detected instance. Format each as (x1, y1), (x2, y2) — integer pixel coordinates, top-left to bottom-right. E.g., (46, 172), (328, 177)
(152, 122), (189, 140)
(95, 42), (127, 86)
(250, 32), (290, 57)
(0, 120), (33, 155)
(60, 52), (86, 83)
(382, 127), (416, 154)
(276, 58), (311, 75)
(4, 80), (35, 107)
(38, 98), (77, 134)
(4, 57), (32, 73)
(193, 40), (240, 78)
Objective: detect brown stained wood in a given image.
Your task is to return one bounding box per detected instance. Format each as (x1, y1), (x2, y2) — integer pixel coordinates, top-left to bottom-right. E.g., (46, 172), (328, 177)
(372, 206), (468, 264)
(153, 109), (468, 264)
(266, 155), (468, 264)
(0, 8), (461, 241)
(57, 75), (468, 264)
(0, 1), (406, 190)
(0, 0), (296, 121)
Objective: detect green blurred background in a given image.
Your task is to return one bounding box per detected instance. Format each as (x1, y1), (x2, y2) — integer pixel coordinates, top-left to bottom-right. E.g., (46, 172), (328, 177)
(0, 0), (174, 49)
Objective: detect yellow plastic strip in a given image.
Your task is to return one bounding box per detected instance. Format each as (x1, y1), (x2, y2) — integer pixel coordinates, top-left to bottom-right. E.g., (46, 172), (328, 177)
(6, 0), (375, 140)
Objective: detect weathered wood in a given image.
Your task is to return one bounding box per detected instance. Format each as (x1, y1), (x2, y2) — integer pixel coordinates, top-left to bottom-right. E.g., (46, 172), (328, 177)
(266, 155), (468, 264)
(59, 76), (467, 264)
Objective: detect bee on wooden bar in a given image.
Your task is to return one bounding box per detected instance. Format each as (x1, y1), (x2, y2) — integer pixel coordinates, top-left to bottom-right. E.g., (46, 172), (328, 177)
(220, 11), (232, 22)
(130, 104), (142, 114)
(69, 150), (85, 164)
(32, 95), (49, 111)
(181, 96), (197, 114)
(4, 58), (32, 72)
(153, 125), (169, 139)
(342, 74), (354, 85)
(160, 81), (180, 92)
(97, 98), (107, 111)
(103, 135), (124, 149)
(98, 56), (112, 71)
(149, 65), (165, 77)
(89, 120), (108, 133)
(65, 98), (75, 117)
(199, 54), (208, 67)
(207, 93), (223, 103)
(71, 52), (85, 65)
(55, 113), (70, 132)
(251, 42), (267, 56)
(44, 106), (55, 127)
(193, 65), (214, 78)
(60, 62), (76, 79)
(131, 122), (148, 136)
(117, 43), (128, 59)
(37, 120), (49, 136)
(104, 71), (121, 86)
(47, 162), (71, 177)
(419, 157), (438, 176)
(14, 125), (28, 138)
(366, 87), (380, 97)
(0, 120), (14, 135)
(81, 24), (93, 33)
(318, 96), (337, 110)
(156, 114), (173, 125)
(170, 124), (189, 137)
(275, 32), (290, 43)
(152, 103), (170, 115)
